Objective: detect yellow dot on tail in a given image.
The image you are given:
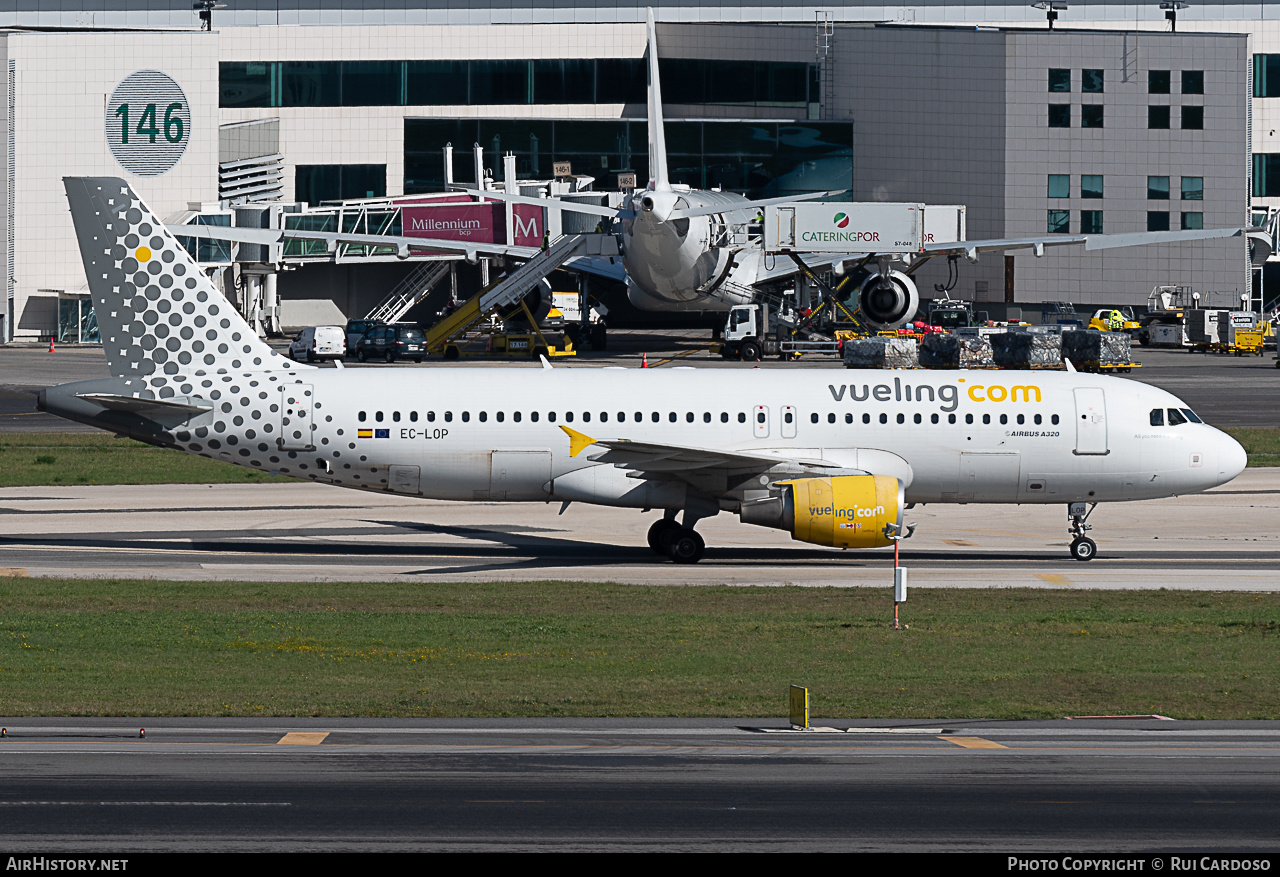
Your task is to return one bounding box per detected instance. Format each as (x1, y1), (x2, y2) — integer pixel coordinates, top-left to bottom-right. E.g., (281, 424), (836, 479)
(135, 246), (151, 263)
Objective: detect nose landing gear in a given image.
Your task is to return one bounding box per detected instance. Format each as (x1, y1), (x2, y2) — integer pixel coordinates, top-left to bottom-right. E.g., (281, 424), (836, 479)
(1068, 502), (1097, 561)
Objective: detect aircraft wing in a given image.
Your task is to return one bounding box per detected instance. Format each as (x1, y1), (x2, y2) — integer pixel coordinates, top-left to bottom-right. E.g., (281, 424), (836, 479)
(666, 191), (836, 221)
(921, 226), (1250, 260)
(565, 255), (628, 283)
(559, 426), (857, 495)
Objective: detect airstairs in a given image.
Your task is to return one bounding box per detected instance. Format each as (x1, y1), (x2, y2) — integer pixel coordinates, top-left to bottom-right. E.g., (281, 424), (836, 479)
(364, 260), (452, 324)
(425, 233), (588, 353)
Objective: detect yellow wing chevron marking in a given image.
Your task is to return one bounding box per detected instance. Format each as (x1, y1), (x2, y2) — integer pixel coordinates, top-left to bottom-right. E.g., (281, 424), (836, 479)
(559, 425), (599, 458)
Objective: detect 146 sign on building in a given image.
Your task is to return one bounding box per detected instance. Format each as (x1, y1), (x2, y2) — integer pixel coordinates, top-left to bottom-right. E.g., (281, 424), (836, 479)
(105, 70), (190, 177)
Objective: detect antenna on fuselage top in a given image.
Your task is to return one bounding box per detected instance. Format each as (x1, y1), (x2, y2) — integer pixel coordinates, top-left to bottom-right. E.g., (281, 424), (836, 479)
(645, 8), (671, 192)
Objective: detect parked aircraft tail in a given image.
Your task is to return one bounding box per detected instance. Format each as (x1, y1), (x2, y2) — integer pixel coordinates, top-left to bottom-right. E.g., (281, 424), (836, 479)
(645, 8), (670, 192)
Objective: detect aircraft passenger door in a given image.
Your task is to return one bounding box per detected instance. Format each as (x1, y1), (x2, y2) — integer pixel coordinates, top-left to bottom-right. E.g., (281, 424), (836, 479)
(753, 405), (770, 438)
(1072, 388), (1109, 455)
(278, 384), (315, 451)
(781, 405), (797, 439)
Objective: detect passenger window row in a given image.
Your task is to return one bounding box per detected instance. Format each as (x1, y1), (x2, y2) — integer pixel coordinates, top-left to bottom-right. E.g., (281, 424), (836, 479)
(353, 408), (1064, 427)
(358, 410), (753, 424)
(812, 412), (1061, 426)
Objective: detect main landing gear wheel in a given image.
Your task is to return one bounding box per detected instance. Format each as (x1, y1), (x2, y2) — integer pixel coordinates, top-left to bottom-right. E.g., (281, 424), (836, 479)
(666, 528), (705, 564)
(647, 518), (682, 554)
(1070, 537), (1097, 562)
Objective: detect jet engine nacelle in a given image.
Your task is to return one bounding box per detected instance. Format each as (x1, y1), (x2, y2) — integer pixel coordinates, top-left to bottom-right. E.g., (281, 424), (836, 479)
(858, 270), (920, 331)
(739, 474), (905, 549)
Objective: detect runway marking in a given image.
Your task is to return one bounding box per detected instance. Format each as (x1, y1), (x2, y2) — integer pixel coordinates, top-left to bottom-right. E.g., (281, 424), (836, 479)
(1036, 573), (1072, 587)
(277, 732), (329, 745)
(941, 737), (1007, 749)
(942, 539), (977, 547)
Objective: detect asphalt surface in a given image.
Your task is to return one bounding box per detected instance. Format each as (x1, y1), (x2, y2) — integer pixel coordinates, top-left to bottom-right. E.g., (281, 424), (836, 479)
(0, 718), (1278, 852)
(2, 334), (1277, 430)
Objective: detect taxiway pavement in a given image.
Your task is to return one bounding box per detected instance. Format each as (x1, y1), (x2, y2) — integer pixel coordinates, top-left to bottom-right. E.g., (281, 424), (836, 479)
(0, 717), (1277, 851)
(1, 470), (1276, 587)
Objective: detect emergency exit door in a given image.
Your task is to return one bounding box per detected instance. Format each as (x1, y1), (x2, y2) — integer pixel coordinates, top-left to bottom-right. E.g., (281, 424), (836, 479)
(278, 384), (315, 451)
(1073, 387), (1109, 455)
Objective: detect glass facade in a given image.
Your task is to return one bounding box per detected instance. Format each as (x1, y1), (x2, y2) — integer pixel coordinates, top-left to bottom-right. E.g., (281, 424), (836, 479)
(1080, 210), (1102, 234)
(1081, 105), (1103, 128)
(404, 119), (852, 199)
(1082, 69), (1103, 93)
(1047, 209), (1070, 233)
(1254, 55), (1280, 98)
(1048, 104), (1070, 127)
(1182, 70), (1204, 95)
(1148, 176), (1170, 199)
(1181, 212), (1203, 230)
(1181, 106), (1204, 129)
(296, 165), (387, 204)
(1254, 154), (1280, 197)
(1048, 69), (1071, 92)
(221, 58), (817, 109)
(1181, 177), (1203, 200)
(1047, 174), (1069, 198)
(1150, 70), (1171, 94)
(1081, 175), (1103, 199)
(1148, 211), (1170, 231)
(1149, 106), (1171, 129)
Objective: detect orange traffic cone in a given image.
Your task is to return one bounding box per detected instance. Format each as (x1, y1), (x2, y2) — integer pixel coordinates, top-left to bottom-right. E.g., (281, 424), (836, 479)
(48, 339), (55, 353)
(641, 353), (648, 368)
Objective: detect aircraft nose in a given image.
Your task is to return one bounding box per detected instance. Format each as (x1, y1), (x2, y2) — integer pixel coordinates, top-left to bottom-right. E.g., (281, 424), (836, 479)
(1217, 433), (1247, 484)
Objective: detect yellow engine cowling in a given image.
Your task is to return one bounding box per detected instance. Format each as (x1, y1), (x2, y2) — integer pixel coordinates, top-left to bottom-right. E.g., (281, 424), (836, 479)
(740, 474), (905, 549)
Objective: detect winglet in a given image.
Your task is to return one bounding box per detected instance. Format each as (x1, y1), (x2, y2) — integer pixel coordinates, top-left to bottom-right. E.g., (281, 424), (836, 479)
(1064, 357), (1077, 373)
(540, 354), (553, 369)
(559, 425), (598, 457)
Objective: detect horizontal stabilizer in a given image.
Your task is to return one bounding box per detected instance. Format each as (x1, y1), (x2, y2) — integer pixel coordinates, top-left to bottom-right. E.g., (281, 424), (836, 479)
(77, 393), (213, 418)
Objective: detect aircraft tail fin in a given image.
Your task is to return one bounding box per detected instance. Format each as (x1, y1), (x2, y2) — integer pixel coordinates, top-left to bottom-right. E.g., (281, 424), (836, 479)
(63, 177), (295, 382)
(645, 8), (671, 192)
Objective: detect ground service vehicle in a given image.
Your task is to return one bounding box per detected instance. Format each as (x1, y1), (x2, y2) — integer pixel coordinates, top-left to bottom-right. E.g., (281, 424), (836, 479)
(1041, 301), (1085, 328)
(1088, 307), (1140, 333)
(48, 177), (1248, 566)
(288, 326), (346, 362)
(354, 324), (427, 362)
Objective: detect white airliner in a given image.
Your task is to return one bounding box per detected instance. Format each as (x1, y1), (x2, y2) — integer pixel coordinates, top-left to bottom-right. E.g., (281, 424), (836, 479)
(45, 177), (1246, 563)
(459, 9), (1253, 331)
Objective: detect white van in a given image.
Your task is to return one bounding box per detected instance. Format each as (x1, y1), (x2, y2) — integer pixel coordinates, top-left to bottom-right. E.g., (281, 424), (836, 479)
(288, 326), (347, 362)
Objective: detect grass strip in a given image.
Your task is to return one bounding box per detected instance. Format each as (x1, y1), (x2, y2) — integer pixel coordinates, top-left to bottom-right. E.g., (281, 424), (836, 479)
(0, 432), (272, 486)
(0, 579), (1276, 719)
(0, 428), (1278, 488)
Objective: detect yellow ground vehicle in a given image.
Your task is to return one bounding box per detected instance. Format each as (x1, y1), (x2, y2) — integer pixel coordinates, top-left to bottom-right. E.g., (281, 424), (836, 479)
(1088, 307), (1140, 333)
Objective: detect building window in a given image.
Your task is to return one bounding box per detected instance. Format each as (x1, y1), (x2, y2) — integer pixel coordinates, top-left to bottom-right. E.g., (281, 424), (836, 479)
(1148, 211), (1171, 232)
(1149, 106), (1171, 129)
(1082, 69), (1104, 93)
(1181, 212), (1203, 230)
(295, 165), (387, 203)
(1047, 210), (1070, 233)
(1181, 106), (1204, 129)
(1048, 69), (1071, 92)
(1149, 70), (1171, 94)
(1181, 177), (1203, 201)
(1048, 104), (1071, 127)
(1148, 176), (1170, 200)
(1182, 70), (1204, 95)
(1254, 154), (1280, 197)
(1047, 174), (1070, 198)
(1080, 175), (1103, 199)
(1081, 105), (1104, 128)
(1080, 211), (1103, 234)
(1255, 55), (1280, 98)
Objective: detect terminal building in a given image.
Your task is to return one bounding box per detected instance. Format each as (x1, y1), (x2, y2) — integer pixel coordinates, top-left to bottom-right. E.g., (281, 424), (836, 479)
(0, 1), (1272, 342)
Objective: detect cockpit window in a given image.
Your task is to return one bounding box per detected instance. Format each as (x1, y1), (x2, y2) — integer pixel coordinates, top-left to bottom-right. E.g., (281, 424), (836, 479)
(1167, 408), (1188, 426)
(1150, 409), (1164, 426)
(1181, 408), (1203, 424)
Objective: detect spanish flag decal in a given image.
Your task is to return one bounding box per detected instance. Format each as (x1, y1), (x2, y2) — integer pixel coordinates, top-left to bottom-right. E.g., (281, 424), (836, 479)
(358, 429), (373, 438)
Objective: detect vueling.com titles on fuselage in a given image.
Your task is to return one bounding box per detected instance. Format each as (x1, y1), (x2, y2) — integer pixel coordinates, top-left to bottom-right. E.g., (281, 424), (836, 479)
(827, 379), (1043, 413)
